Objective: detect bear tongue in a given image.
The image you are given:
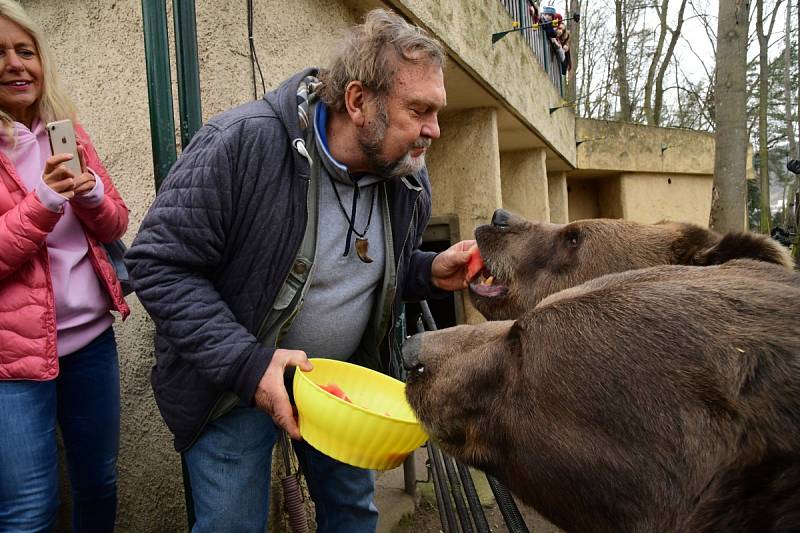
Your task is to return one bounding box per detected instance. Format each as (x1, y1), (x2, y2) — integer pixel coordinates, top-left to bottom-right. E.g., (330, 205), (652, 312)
(469, 274), (508, 298)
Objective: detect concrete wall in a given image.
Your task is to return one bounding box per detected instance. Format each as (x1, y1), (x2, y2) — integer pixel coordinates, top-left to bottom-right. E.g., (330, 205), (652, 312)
(575, 118), (715, 176)
(567, 179), (601, 220)
(572, 119), (719, 226)
(619, 173), (714, 226)
(547, 172), (569, 223)
(500, 149), (549, 222)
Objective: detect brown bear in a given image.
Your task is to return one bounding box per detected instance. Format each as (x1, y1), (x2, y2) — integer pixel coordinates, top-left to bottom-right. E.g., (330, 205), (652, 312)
(469, 209), (793, 320)
(404, 260), (800, 532)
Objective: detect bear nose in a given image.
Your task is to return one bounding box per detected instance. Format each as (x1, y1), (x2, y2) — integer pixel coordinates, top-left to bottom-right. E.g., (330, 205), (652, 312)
(491, 208), (512, 227)
(402, 333), (423, 371)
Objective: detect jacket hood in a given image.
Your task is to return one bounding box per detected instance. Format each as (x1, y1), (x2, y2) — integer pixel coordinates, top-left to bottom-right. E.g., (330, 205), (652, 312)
(263, 67), (320, 144)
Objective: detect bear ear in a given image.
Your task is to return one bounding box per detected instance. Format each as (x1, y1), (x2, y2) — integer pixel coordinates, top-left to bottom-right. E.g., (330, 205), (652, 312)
(693, 231), (793, 269)
(506, 320), (526, 356)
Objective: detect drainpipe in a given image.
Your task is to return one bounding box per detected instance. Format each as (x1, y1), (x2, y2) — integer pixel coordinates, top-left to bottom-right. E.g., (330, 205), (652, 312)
(173, 0), (203, 148)
(141, 0), (177, 191)
(141, 0), (203, 191)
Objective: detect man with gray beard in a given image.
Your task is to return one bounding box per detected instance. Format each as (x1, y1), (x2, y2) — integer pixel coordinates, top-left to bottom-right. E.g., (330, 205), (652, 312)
(125, 8), (473, 533)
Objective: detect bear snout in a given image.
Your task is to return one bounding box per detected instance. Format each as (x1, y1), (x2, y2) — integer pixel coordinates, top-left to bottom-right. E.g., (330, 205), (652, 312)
(491, 208), (512, 227)
(401, 333), (424, 372)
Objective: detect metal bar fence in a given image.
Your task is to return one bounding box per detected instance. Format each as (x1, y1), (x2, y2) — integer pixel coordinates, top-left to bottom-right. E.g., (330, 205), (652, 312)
(497, 0), (564, 96)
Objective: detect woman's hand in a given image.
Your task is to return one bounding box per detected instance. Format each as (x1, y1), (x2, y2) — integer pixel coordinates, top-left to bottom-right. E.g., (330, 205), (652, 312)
(73, 145), (96, 196)
(42, 153), (77, 200)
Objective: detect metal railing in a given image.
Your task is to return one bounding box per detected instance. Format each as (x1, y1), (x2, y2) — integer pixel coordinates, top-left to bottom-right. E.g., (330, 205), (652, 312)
(498, 0), (565, 95)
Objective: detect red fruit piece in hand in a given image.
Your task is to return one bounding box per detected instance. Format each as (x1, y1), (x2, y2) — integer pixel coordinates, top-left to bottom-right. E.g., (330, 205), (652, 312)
(320, 383), (352, 403)
(466, 245), (484, 281)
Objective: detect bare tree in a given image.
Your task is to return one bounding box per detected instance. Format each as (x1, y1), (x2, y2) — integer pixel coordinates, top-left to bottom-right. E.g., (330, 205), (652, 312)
(756, 0), (784, 234)
(709, 0), (750, 232)
(567, 0), (581, 103)
(786, 1), (797, 159)
(615, 0), (633, 120)
(643, 0), (689, 126)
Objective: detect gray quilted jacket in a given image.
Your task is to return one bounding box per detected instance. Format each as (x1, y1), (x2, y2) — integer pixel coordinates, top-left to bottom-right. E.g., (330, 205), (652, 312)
(125, 68), (441, 451)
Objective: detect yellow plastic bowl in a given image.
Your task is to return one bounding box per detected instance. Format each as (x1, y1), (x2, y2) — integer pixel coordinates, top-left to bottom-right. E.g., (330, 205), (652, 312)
(293, 358), (428, 470)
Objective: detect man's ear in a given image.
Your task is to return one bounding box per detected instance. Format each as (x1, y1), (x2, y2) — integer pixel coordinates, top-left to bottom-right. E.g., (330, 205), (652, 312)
(344, 81), (367, 127)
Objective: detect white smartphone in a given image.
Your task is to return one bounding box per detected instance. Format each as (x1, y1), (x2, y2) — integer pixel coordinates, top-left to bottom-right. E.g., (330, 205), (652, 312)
(46, 119), (82, 177)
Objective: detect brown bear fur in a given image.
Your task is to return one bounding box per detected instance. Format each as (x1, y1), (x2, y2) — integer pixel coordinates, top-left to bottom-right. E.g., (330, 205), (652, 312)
(469, 209), (794, 320)
(405, 260), (800, 532)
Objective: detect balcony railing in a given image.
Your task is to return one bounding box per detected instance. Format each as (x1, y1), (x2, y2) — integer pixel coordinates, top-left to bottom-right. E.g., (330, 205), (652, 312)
(498, 0), (565, 96)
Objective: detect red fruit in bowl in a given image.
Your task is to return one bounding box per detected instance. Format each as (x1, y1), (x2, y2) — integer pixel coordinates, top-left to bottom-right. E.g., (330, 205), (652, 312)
(466, 245), (484, 281)
(320, 383), (353, 403)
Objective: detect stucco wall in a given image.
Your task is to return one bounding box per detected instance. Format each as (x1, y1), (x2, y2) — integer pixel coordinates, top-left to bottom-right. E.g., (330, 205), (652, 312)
(567, 179), (601, 220)
(547, 172), (569, 223)
(575, 118), (715, 176)
(500, 149), (549, 222)
(619, 173), (714, 227)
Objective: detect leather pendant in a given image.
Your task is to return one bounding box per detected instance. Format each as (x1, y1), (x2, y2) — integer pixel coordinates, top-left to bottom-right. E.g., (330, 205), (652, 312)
(355, 237), (373, 263)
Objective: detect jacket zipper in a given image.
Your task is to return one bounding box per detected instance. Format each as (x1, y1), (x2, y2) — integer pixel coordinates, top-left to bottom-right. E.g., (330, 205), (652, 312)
(385, 188), (422, 374)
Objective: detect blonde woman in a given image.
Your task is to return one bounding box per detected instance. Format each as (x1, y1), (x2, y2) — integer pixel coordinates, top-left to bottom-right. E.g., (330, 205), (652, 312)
(0, 1), (129, 531)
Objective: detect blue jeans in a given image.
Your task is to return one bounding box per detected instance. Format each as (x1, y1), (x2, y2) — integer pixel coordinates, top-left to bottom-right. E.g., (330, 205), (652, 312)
(0, 328), (120, 533)
(183, 406), (378, 533)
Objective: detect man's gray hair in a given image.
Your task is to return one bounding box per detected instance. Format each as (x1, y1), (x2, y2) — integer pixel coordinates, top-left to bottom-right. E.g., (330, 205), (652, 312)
(318, 9), (445, 113)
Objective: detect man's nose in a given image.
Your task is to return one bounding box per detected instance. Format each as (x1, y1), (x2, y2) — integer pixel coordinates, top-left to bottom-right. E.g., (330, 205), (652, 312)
(492, 208), (512, 227)
(402, 333), (423, 371)
(421, 115), (440, 140)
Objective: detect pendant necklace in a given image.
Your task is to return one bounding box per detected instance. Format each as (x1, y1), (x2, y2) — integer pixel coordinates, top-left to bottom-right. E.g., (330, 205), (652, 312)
(328, 173), (377, 263)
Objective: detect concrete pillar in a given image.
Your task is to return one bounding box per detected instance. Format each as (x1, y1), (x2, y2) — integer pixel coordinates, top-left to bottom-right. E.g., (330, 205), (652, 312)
(500, 148), (550, 222)
(547, 171), (569, 223)
(426, 107), (501, 323)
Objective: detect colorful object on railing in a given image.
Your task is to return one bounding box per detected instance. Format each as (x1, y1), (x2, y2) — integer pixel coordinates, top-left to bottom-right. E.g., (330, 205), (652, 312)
(491, 12), (580, 45)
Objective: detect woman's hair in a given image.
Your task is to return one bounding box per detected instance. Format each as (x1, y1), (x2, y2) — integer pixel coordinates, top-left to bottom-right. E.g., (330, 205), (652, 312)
(317, 9), (445, 113)
(0, 0), (76, 139)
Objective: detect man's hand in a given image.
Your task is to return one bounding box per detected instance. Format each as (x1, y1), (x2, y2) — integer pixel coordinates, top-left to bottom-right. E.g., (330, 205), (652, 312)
(254, 348), (313, 440)
(431, 239), (477, 291)
(42, 153), (77, 200)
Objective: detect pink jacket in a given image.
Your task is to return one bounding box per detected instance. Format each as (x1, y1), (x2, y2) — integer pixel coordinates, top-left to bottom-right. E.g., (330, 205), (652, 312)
(0, 124), (130, 381)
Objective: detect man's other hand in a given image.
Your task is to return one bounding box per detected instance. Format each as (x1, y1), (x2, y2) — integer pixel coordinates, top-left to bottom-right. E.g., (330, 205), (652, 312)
(431, 239), (477, 291)
(254, 348), (313, 440)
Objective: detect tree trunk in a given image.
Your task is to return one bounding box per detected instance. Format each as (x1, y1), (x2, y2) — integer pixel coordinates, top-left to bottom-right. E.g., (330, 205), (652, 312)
(709, 0), (750, 232)
(652, 0), (688, 125)
(615, 0), (632, 121)
(567, 0), (581, 103)
(643, 0), (670, 125)
(757, 0), (771, 234)
(786, 1), (797, 159)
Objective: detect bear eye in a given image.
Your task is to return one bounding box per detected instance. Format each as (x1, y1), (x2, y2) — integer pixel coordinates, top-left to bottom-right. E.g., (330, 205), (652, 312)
(564, 229), (580, 247)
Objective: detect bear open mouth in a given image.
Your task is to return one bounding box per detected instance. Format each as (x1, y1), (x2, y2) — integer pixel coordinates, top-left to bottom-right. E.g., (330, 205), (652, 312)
(469, 267), (509, 298)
